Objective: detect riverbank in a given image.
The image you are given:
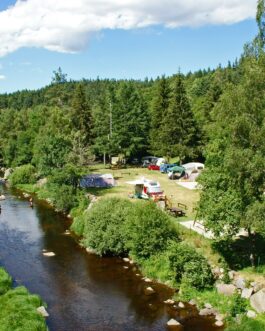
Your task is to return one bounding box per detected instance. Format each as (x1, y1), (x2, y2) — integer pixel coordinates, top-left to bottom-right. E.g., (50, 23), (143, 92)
(0, 267), (48, 331)
(6, 165), (265, 331)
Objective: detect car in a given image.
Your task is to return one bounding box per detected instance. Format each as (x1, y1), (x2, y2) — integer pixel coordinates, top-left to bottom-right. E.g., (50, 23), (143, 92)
(141, 156), (158, 168)
(160, 163), (178, 173)
(148, 164), (160, 171)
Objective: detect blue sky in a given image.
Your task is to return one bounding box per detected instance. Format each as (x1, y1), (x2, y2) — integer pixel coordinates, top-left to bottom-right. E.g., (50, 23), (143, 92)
(0, 0), (258, 93)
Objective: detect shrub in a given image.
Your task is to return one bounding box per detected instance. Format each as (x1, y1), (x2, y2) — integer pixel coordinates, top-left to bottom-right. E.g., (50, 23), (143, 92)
(81, 197), (132, 256)
(46, 184), (78, 212)
(71, 214), (86, 236)
(9, 164), (36, 186)
(229, 294), (247, 317)
(0, 286), (46, 331)
(0, 268), (12, 295)
(226, 316), (265, 331)
(127, 201), (179, 258)
(183, 259), (214, 290)
(168, 242), (214, 289)
(48, 164), (82, 188)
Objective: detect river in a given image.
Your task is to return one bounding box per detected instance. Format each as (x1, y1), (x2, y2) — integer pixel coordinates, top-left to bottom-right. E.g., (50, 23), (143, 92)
(0, 185), (220, 331)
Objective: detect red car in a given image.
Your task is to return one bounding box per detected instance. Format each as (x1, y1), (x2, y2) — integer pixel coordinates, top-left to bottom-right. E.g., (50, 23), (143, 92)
(148, 164), (160, 171)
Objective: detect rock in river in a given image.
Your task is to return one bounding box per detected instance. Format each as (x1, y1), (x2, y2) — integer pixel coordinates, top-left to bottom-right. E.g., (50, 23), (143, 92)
(37, 306), (49, 317)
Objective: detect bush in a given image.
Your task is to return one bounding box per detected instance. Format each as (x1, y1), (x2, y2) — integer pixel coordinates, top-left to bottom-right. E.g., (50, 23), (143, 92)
(9, 164), (36, 186)
(229, 294), (247, 317)
(0, 268), (12, 295)
(226, 316), (265, 331)
(0, 286), (46, 331)
(81, 197), (132, 256)
(46, 184), (78, 212)
(71, 214), (86, 236)
(168, 242), (214, 289)
(48, 164), (82, 188)
(127, 201), (179, 258)
(183, 259), (214, 290)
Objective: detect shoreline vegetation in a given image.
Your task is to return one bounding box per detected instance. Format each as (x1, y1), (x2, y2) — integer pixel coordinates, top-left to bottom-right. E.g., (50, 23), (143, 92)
(6, 164), (265, 331)
(0, 267), (48, 331)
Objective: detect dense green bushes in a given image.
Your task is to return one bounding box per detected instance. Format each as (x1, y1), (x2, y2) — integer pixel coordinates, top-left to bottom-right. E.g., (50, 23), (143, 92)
(127, 201), (178, 258)
(72, 198), (179, 257)
(9, 164), (36, 186)
(168, 242), (214, 289)
(71, 197), (214, 290)
(0, 268), (47, 331)
(80, 198), (132, 255)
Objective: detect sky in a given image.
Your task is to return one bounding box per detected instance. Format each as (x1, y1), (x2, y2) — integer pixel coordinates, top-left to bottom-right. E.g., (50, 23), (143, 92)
(0, 0), (259, 93)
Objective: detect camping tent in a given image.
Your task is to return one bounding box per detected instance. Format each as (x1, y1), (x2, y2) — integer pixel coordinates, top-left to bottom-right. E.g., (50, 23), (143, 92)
(80, 174), (115, 188)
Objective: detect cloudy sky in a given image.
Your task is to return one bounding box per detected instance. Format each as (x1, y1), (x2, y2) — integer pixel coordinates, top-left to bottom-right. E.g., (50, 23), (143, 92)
(0, 0), (258, 93)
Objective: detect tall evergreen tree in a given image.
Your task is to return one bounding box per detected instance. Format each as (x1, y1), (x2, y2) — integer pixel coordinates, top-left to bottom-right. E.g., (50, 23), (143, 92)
(112, 82), (149, 158)
(160, 74), (200, 162)
(68, 83), (94, 165)
(149, 76), (171, 155)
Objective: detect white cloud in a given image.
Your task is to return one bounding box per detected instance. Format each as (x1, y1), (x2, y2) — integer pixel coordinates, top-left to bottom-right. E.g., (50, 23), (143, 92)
(0, 75), (6, 80)
(0, 0), (257, 57)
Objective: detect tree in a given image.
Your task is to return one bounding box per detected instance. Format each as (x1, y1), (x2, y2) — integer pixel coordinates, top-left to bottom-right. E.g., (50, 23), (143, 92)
(111, 82), (149, 158)
(51, 67), (68, 84)
(160, 74), (200, 162)
(257, 0), (265, 48)
(149, 76), (171, 155)
(198, 55), (265, 237)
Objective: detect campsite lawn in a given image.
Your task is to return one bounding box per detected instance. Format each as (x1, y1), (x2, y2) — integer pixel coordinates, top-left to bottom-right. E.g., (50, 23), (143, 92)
(89, 165), (200, 217)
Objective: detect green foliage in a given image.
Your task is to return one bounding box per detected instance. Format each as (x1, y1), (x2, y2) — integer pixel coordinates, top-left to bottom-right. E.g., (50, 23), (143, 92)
(9, 164), (36, 186)
(226, 316), (265, 331)
(48, 164), (83, 189)
(70, 214), (86, 236)
(135, 252), (176, 286)
(0, 268), (46, 331)
(0, 286), (46, 331)
(198, 54), (265, 237)
(229, 295), (247, 317)
(0, 268), (12, 295)
(46, 184), (78, 213)
(149, 76), (171, 155)
(78, 197), (132, 256)
(51, 67), (68, 84)
(159, 74), (201, 161)
(127, 201), (178, 258)
(168, 242), (214, 289)
(182, 259), (214, 290)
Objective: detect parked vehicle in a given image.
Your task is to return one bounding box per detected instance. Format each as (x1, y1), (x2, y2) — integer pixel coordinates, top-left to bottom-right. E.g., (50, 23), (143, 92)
(160, 163), (178, 173)
(167, 165), (186, 180)
(127, 178), (163, 199)
(182, 162), (204, 178)
(141, 156), (158, 168)
(148, 164), (160, 171)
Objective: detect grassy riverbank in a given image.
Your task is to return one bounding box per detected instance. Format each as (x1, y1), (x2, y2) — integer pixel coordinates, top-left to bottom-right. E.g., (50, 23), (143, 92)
(0, 267), (47, 331)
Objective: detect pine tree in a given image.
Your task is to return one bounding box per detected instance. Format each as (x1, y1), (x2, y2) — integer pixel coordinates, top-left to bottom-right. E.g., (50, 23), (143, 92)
(160, 74), (199, 162)
(112, 82), (149, 158)
(71, 82), (92, 144)
(149, 76), (171, 155)
(68, 83), (94, 165)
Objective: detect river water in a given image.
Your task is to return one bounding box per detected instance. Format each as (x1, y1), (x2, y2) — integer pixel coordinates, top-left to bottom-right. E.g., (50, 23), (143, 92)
(0, 185), (221, 331)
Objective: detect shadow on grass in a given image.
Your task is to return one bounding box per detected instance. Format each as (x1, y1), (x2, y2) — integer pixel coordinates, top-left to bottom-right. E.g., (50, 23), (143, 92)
(212, 234), (265, 270)
(84, 187), (125, 197)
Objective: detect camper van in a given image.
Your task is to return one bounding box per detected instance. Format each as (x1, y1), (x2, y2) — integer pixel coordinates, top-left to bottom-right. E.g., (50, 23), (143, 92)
(127, 178), (163, 199)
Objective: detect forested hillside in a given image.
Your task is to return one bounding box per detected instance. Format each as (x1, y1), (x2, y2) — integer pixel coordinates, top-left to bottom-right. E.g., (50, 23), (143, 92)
(0, 64), (238, 168)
